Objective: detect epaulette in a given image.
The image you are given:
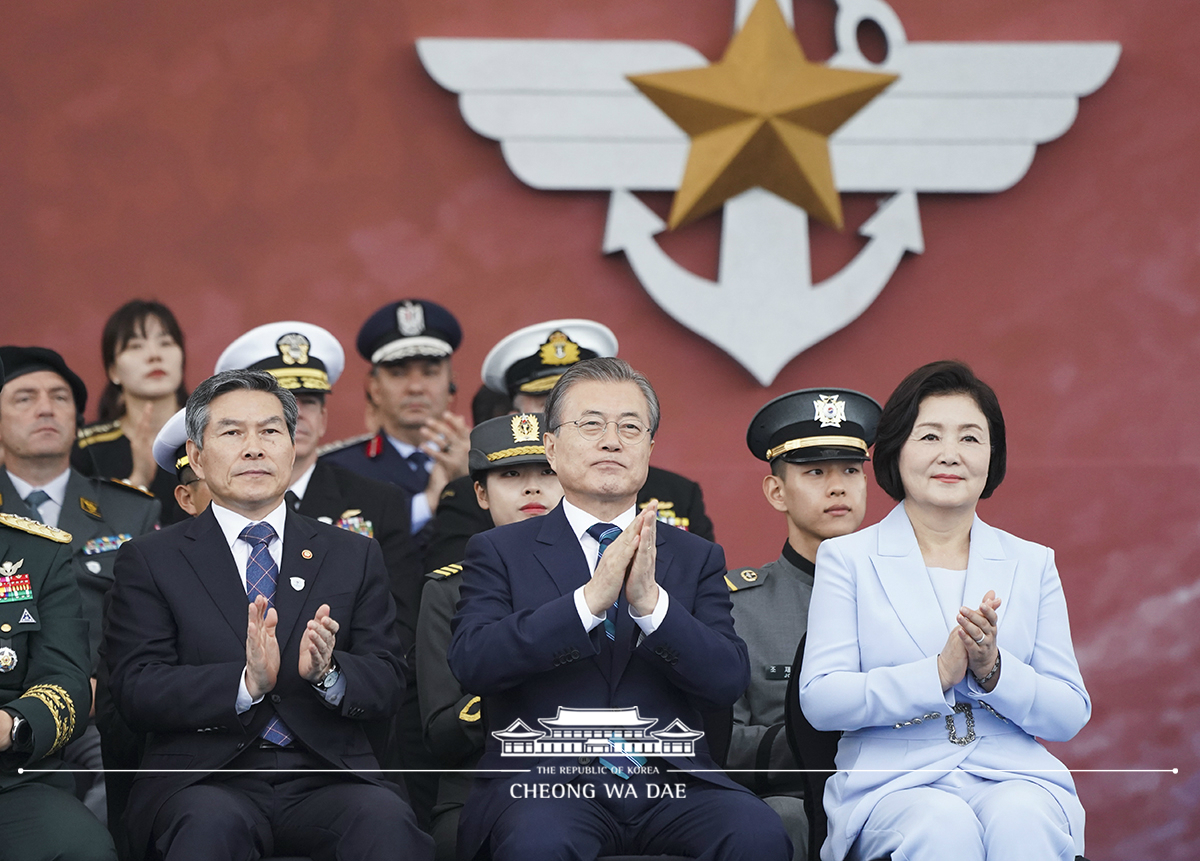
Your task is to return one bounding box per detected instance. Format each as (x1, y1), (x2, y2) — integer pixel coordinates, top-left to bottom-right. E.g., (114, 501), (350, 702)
(426, 562), (463, 581)
(106, 478), (156, 499)
(439, 487), (456, 502)
(317, 433), (375, 458)
(75, 420), (124, 448)
(724, 567), (768, 592)
(0, 512), (72, 544)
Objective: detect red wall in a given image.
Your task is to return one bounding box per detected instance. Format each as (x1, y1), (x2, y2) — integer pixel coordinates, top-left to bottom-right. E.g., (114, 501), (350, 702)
(1, 2), (1196, 857)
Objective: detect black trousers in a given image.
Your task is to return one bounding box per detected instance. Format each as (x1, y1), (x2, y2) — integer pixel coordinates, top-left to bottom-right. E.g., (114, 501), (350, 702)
(149, 745), (433, 861)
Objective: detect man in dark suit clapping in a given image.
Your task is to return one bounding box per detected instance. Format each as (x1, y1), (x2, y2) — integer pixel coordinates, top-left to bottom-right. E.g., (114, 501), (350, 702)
(104, 369), (431, 861)
(448, 358), (790, 861)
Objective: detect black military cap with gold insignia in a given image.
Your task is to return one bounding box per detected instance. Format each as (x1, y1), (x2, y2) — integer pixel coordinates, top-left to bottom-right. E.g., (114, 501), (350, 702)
(468, 412), (549, 475)
(481, 319), (618, 398)
(215, 321), (345, 394)
(747, 388), (882, 464)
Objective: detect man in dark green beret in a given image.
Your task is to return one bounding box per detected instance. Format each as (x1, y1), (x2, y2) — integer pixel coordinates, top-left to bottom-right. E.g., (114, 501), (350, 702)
(0, 345), (160, 828)
(0, 351), (117, 860)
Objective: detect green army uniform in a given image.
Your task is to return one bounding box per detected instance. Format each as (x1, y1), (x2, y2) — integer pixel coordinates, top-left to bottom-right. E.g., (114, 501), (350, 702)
(0, 513), (116, 860)
(416, 561), (483, 861)
(0, 470), (160, 832)
(0, 471), (161, 673)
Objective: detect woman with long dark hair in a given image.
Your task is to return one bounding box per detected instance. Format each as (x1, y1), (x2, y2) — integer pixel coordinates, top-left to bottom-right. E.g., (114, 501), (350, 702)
(72, 299), (189, 523)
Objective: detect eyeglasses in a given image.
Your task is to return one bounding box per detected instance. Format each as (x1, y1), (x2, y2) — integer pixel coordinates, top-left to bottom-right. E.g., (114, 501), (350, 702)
(557, 417), (651, 444)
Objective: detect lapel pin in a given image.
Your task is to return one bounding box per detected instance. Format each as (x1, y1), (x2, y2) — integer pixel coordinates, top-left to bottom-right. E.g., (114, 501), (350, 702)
(86, 560), (102, 574)
(301, 549), (313, 559)
(80, 497), (102, 518)
(290, 577), (305, 591)
(19, 608), (36, 624)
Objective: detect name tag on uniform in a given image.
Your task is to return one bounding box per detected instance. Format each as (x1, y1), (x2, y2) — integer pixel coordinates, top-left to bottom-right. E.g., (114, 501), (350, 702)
(763, 664), (791, 681)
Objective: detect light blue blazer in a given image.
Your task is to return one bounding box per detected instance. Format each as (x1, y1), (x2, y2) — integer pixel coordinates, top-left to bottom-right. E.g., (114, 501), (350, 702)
(798, 503), (1090, 861)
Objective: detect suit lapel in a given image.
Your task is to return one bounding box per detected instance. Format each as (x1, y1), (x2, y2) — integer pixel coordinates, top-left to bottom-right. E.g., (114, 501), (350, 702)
(871, 504), (950, 658)
(57, 472), (105, 545)
(181, 506), (251, 645)
(533, 505), (591, 598)
(296, 462), (336, 518)
(0, 472), (21, 518)
(963, 516), (1016, 629)
(274, 509), (322, 650)
(610, 527), (672, 683)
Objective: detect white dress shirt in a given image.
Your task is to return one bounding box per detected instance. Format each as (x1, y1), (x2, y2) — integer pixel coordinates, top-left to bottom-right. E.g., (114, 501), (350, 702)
(287, 461), (318, 503)
(384, 434), (433, 533)
(561, 498), (669, 636)
(6, 467), (71, 529)
(210, 500), (346, 711)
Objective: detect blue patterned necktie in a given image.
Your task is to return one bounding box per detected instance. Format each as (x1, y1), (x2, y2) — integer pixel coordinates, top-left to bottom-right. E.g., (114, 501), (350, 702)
(584, 521), (645, 778)
(239, 521), (294, 747)
(23, 490), (51, 524)
(586, 522), (622, 640)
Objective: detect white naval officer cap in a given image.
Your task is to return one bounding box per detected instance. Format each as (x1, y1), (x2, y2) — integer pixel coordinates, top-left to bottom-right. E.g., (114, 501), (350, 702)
(152, 408), (190, 477)
(215, 321), (345, 393)
(481, 319), (619, 397)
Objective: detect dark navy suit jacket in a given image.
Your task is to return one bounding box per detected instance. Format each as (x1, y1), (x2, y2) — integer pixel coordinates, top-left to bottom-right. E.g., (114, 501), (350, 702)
(104, 505), (406, 857)
(447, 502), (751, 860)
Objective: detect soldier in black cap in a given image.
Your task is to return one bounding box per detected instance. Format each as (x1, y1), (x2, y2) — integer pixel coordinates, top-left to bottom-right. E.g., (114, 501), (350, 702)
(321, 299), (471, 537)
(423, 318), (713, 570)
(0, 351), (118, 861)
(416, 412), (562, 860)
(726, 388), (882, 860)
(0, 345), (160, 828)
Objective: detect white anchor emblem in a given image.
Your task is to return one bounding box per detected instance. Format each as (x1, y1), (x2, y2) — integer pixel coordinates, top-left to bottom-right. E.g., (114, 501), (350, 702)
(418, 0), (1118, 384)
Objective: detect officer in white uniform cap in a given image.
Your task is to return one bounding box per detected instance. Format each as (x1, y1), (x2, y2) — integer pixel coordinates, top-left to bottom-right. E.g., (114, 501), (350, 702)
(423, 319), (713, 571)
(213, 321), (433, 825)
(152, 408), (211, 517)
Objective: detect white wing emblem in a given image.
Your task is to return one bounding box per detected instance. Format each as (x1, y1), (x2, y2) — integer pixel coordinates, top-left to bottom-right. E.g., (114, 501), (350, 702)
(418, 0), (1118, 384)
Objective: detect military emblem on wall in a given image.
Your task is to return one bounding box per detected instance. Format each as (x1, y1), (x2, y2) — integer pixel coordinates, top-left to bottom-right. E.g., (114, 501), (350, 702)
(419, 0), (1118, 384)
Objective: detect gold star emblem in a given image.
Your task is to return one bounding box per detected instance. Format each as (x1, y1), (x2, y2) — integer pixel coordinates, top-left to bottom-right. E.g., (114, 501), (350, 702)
(629, 0), (896, 230)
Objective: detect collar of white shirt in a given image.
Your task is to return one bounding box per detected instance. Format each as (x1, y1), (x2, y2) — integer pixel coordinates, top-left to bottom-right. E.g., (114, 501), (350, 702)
(562, 498), (637, 575)
(210, 499), (289, 553)
(288, 462), (318, 503)
(6, 467), (71, 526)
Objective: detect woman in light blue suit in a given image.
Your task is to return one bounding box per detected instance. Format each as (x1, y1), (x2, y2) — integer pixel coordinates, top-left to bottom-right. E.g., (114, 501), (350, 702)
(798, 361), (1090, 861)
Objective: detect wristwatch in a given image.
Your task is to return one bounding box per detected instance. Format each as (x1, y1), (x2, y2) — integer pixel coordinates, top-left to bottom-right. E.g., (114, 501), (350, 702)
(312, 661), (340, 692)
(3, 707), (32, 753)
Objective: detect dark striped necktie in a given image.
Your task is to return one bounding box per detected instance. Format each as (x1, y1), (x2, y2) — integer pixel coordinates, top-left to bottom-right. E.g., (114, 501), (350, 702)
(239, 521), (294, 747)
(586, 522), (622, 640)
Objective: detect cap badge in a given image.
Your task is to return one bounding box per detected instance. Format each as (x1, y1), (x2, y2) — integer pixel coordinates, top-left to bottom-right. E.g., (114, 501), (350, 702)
(276, 333), (311, 365)
(539, 331), (581, 366)
(511, 413), (541, 442)
(814, 394), (847, 428)
(397, 301), (425, 336)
